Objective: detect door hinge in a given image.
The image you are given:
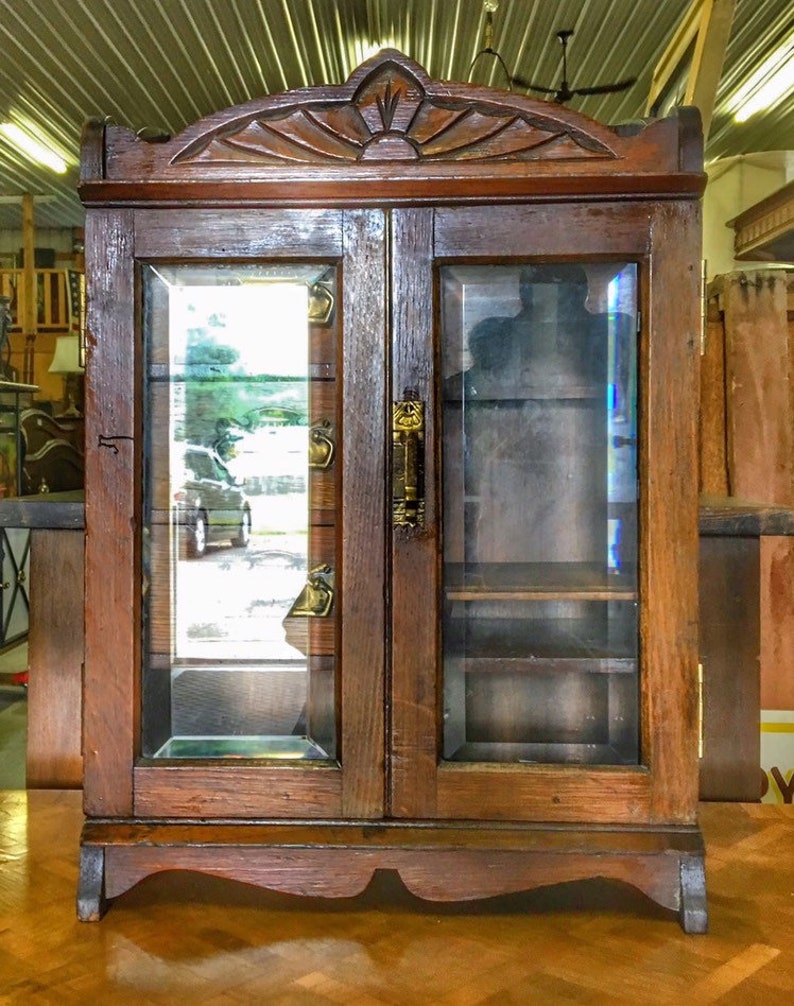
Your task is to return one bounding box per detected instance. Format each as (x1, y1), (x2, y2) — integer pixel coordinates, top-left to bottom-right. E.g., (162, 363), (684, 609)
(698, 661), (705, 759)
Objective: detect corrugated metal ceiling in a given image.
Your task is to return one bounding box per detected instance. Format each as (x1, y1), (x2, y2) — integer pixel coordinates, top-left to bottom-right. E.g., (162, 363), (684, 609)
(0, 0), (792, 229)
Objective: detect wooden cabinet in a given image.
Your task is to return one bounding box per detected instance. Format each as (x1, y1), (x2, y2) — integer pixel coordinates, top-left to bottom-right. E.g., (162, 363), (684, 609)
(78, 51), (707, 930)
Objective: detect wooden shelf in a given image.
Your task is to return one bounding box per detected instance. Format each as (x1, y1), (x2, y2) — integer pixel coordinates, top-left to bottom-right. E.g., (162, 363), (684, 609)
(445, 562), (637, 602)
(445, 741), (640, 765)
(445, 386), (602, 403)
(444, 616), (637, 662)
(0, 491), (84, 528)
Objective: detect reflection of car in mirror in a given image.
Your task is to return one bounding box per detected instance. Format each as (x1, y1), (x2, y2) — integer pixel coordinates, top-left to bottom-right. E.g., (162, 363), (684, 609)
(173, 445), (251, 558)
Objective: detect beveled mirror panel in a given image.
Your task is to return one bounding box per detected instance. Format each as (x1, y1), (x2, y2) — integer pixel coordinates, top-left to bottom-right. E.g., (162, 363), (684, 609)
(440, 262), (639, 765)
(141, 263), (338, 761)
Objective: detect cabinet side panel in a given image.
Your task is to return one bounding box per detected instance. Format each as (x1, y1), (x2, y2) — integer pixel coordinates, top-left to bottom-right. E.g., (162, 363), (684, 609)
(340, 209), (388, 818)
(642, 200), (701, 822)
(83, 209), (137, 817)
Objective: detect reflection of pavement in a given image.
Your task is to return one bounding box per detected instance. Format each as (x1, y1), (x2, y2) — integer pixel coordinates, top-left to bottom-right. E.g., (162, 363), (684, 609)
(175, 532), (308, 662)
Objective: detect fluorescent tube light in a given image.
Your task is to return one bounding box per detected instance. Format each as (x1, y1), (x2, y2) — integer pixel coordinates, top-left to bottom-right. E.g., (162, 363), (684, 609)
(0, 122), (68, 173)
(731, 37), (794, 123)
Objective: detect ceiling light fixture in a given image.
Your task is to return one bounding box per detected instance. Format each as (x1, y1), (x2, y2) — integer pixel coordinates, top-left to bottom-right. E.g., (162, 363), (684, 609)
(731, 35), (794, 123)
(468, 0), (511, 88)
(0, 121), (68, 173)
(354, 38), (398, 68)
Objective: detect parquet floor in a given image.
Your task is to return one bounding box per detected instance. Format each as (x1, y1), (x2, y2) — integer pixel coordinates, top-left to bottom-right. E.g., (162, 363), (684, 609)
(0, 791), (792, 1005)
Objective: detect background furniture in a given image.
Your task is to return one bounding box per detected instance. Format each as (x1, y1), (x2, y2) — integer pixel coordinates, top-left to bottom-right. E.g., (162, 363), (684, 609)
(699, 497), (794, 801)
(0, 382), (38, 650)
(700, 271), (794, 802)
(0, 380), (38, 497)
(0, 493), (84, 787)
(20, 408), (84, 495)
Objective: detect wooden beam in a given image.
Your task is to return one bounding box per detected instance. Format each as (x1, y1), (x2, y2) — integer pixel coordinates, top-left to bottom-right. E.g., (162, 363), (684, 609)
(21, 193), (36, 337)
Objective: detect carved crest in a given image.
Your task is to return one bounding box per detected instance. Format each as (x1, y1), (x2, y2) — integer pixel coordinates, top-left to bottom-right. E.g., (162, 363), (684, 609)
(173, 50), (616, 167)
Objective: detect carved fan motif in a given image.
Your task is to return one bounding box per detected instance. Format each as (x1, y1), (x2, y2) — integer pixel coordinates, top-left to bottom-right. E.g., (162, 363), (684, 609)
(173, 53), (616, 167)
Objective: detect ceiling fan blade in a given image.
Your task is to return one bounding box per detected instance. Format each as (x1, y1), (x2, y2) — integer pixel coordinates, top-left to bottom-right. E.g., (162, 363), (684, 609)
(510, 75), (557, 95)
(572, 77), (637, 97)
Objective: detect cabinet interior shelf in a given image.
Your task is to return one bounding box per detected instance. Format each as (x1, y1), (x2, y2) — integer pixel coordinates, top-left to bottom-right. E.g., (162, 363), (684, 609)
(445, 562), (637, 602)
(445, 617), (637, 662)
(149, 735), (331, 760)
(446, 385), (601, 402)
(445, 742), (640, 765)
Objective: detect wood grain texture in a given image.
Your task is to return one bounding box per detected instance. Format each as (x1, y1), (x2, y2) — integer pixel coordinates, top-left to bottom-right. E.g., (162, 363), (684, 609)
(434, 202), (651, 258)
(699, 535), (761, 800)
(26, 529), (84, 788)
(339, 209), (388, 819)
(133, 764), (343, 819)
(723, 272), (793, 505)
(83, 208), (137, 817)
(699, 301), (729, 495)
(700, 495), (794, 536)
(8, 792), (794, 1002)
(760, 535), (794, 709)
(78, 50), (706, 928)
(81, 816), (704, 929)
(133, 208), (343, 258)
(389, 207), (438, 819)
(641, 200), (701, 823)
(85, 53), (701, 202)
(0, 495), (84, 529)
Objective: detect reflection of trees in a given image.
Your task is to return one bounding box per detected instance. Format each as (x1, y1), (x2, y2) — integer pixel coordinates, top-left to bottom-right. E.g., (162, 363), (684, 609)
(182, 328), (308, 458)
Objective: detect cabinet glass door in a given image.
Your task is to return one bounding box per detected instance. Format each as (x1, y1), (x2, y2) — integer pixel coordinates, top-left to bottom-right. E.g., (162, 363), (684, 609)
(440, 262), (639, 765)
(141, 263), (338, 762)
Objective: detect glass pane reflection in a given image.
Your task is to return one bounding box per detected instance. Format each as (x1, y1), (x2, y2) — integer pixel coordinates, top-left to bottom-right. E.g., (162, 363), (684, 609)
(142, 265), (337, 760)
(441, 263), (639, 765)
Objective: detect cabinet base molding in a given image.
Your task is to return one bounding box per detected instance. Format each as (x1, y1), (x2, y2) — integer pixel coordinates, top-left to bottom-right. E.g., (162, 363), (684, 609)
(78, 820), (707, 933)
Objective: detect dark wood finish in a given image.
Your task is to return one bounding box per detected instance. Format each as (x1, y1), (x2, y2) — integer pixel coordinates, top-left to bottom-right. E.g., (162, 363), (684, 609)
(642, 201), (701, 823)
(83, 207), (137, 819)
(700, 272), (794, 784)
(700, 495), (794, 536)
(760, 536), (794, 710)
(79, 51), (706, 929)
(390, 207), (438, 820)
(0, 492), (84, 528)
(722, 272), (793, 505)
(26, 528), (84, 788)
(732, 180), (794, 262)
(699, 300), (729, 495)
(0, 497), (84, 789)
(78, 818), (706, 929)
(698, 497), (794, 801)
(699, 535), (761, 800)
(20, 409), (84, 454)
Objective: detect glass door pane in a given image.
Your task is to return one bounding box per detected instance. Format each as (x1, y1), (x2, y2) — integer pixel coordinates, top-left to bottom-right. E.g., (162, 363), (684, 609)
(440, 263), (639, 765)
(142, 263), (338, 761)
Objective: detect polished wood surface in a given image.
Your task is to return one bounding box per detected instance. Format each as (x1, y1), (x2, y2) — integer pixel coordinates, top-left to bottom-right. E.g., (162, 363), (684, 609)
(26, 529), (84, 788)
(699, 536), (760, 800)
(760, 536), (794, 710)
(0, 491), (84, 529)
(80, 50), (705, 930)
(2, 791), (792, 1003)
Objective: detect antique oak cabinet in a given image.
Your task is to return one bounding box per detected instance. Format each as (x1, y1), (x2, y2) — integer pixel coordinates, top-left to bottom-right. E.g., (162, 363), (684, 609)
(78, 51), (707, 930)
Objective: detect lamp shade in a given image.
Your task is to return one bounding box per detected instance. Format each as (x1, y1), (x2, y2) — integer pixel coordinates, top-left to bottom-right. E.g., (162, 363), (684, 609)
(48, 334), (84, 374)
